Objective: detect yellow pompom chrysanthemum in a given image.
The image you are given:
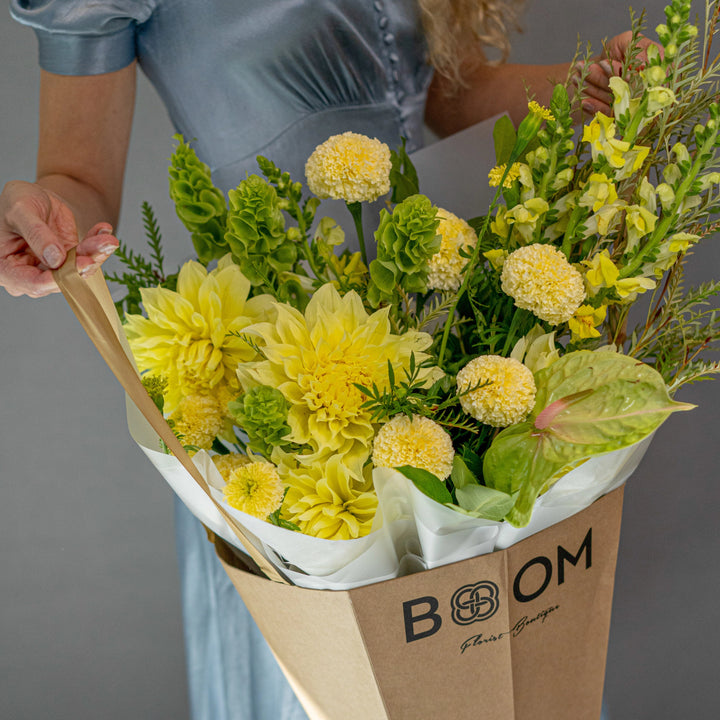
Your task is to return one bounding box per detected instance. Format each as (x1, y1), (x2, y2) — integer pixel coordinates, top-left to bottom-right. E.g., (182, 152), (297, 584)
(305, 132), (391, 203)
(171, 394), (224, 451)
(282, 454), (377, 540)
(501, 244), (585, 325)
(125, 255), (275, 413)
(223, 461), (285, 519)
(212, 453), (251, 480)
(457, 355), (536, 427)
(372, 414), (454, 480)
(427, 209), (477, 292)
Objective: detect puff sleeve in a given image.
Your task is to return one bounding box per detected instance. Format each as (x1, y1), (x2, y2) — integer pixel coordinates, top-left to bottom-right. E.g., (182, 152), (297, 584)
(10, 0), (155, 75)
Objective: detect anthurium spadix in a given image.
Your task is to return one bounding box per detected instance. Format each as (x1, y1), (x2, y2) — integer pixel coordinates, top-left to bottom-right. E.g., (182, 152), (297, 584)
(483, 351), (694, 527)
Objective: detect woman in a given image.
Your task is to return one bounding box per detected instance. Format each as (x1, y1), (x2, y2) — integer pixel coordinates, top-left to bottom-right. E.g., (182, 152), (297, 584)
(1, 2), (630, 717)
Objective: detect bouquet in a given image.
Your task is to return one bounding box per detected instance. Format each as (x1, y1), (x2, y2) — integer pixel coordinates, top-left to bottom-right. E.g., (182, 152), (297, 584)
(107, 0), (720, 588)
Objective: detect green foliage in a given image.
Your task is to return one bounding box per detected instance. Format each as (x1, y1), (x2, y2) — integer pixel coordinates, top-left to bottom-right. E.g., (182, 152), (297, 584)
(389, 137), (420, 203)
(169, 135), (228, 264)
(396, 465), (453, 504)
(105, 202), (177, 319)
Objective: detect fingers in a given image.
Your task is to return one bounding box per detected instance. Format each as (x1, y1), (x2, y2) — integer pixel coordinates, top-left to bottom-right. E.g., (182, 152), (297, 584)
(75, 223), (119, 277)
(0, 255), (61, 298)
(571, 61), (613, 117)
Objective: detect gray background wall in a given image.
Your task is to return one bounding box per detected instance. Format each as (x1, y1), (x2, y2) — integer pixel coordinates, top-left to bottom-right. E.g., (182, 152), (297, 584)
(1, 2), (718, 719)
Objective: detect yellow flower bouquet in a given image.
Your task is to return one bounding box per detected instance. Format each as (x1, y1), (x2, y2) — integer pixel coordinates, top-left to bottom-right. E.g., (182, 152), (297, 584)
(106, 0), (720, 588)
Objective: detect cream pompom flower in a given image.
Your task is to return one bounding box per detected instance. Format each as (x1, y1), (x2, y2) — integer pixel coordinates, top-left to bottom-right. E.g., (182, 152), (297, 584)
(282, 454), (377, 540)
(237, 283), (440, 463)
(372, 415), (454, 480)
(457, 355), (536, 427)
(305, 132), (391, 203)
(212, 452), (251, 480)
(222, 460), (286, 519)
(427, 209), (477, 292)
(125, 255), (275, 413)
(170, 394), (224, 451)
(501, 244), (585, 325)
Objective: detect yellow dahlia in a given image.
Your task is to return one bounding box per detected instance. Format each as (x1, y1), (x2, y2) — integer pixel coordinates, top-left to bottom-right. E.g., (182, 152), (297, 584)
(282, 454), (377, 540)
(457, 355), (536, 428)
(170, 394), (224, 450)
(125, 255), (275, 413)
(305, 132), (391, 203)
(372, 415), (454, 480)
(427, 209), (477, 292)
(237, 283), (440, 462)
(223, 460), (285, 519)
(501, 244), (585, 325)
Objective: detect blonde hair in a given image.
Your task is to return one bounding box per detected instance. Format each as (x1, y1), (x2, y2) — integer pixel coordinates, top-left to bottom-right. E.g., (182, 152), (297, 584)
(418, 0), (525, 84)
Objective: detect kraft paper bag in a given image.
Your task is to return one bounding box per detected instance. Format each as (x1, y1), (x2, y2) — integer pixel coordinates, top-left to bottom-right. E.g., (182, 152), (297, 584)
(217, 486), (624, 720)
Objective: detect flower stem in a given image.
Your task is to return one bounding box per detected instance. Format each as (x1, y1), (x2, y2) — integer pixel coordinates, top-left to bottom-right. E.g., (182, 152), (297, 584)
(347, 201), (368, 266)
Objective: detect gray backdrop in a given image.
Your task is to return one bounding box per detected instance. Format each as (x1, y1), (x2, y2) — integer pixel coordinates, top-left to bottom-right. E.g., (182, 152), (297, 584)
(1, 2), (718, 719)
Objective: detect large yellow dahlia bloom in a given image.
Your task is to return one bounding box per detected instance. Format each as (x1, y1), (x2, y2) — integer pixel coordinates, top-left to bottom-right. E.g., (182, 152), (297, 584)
(125, 255), (275, 413)
(238, 283), (440, 462)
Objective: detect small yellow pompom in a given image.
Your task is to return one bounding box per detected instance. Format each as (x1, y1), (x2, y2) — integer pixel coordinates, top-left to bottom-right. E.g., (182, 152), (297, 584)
(305, 132), (391, 203)
(427, 209), (477, 292)
(171, 395), (224, 450)
(222, 461), (285, 519)
(501, 244), (585, 325)
(212, 453), (251, 480)
(456, 355), (536, 427)
(372, 414), (455, 480)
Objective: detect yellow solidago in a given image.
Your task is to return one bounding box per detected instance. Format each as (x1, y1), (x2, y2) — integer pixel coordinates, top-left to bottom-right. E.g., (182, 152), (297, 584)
(372, 415), (454, 480)
(569, 305), (607, 339)
(237, 283), (440, 464)
(125, 255), (274, 414)
(305, 132), (391, 203)
(427, 209), (477, 292)
(282, 454), (377, 540)
(501, 244), (585, 325)
(488, 162), (521, 188)
(528, 100), (554, 122)
(171, 394), (224, 451)
(456, 355), (536, 428)
(223, 460), (286, 519)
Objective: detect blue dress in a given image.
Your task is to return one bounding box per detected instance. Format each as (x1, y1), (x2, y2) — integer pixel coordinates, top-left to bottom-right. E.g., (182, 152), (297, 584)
(11, 2), (432, 718)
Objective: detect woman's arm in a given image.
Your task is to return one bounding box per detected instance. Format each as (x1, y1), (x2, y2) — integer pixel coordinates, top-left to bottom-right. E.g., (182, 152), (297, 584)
(0, 62), (136, 297)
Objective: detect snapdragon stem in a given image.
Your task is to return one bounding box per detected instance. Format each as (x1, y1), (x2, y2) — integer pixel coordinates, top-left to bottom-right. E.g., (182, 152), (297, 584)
(347, 202), (368, 267)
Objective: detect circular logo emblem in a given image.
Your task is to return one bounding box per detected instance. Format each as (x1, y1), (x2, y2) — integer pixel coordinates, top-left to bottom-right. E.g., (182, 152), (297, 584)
(451, 581), (500, 625)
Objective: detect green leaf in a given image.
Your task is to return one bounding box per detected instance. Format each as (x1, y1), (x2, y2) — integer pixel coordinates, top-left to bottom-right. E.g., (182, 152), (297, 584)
(396, 465), (453, 505)
(389, 137), (420, 203)
(450, 454), (478, 489)
(484, 351), (694, 527)
(493, 115), (517, 165)
(452, 484), (516, 521)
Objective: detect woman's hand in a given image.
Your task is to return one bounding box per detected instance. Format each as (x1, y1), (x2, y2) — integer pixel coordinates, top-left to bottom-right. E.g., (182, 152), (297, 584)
(0, 180), (119, 297)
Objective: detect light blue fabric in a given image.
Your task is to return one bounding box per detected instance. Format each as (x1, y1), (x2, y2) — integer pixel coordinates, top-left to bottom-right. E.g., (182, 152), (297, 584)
(11, 2), (432, 718)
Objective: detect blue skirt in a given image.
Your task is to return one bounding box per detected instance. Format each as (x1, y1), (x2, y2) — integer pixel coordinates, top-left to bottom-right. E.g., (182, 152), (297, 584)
(174, 497), (309, 720)
(174, 497), (611, 720)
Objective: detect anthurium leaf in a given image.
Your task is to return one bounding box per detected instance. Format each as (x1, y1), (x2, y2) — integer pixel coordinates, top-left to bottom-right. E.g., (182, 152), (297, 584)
(452, 484), (516, 521)
(396, 465), (453, 504)
(484, 351), (694, 527)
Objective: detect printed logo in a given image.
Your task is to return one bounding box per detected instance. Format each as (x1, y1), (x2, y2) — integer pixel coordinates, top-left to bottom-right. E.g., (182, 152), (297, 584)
(450, 581), (500, 625)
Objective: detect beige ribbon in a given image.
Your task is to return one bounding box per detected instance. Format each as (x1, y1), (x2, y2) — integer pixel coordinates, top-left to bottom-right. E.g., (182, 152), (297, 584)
(53, 249), (289, 585)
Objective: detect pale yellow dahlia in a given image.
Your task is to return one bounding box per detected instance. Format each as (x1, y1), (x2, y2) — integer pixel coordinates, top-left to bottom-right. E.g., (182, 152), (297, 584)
(125, 255), (275, 413)
(305, 132), (391, 203)
(457, 355), (536, 427)
(170, 394), (224, 450)
(237, 283), (440, 462)
(501, 244), (585, 325)
(372, 415), (454, 480)
(282, 454), (377, 540)
(427, 209), (477, 291)
(223, 461), (285, 519)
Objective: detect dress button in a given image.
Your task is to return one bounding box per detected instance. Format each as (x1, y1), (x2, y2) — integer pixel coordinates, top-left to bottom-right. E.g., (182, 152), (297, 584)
(373, 0), (384, 11)
(388, 52), (399, 63)
(383, 32), (395, 45)
(378, 16), (389, 29)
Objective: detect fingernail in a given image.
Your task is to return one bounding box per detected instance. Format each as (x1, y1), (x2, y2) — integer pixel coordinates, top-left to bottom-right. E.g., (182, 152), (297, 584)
(42, 246), (64, 269)
(582, 100), (596, 114)
(80, 264), (97, 277)
(97, 226), (114, 235)
(599, 60), (613, 75)
(98, 242), (118, 255)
